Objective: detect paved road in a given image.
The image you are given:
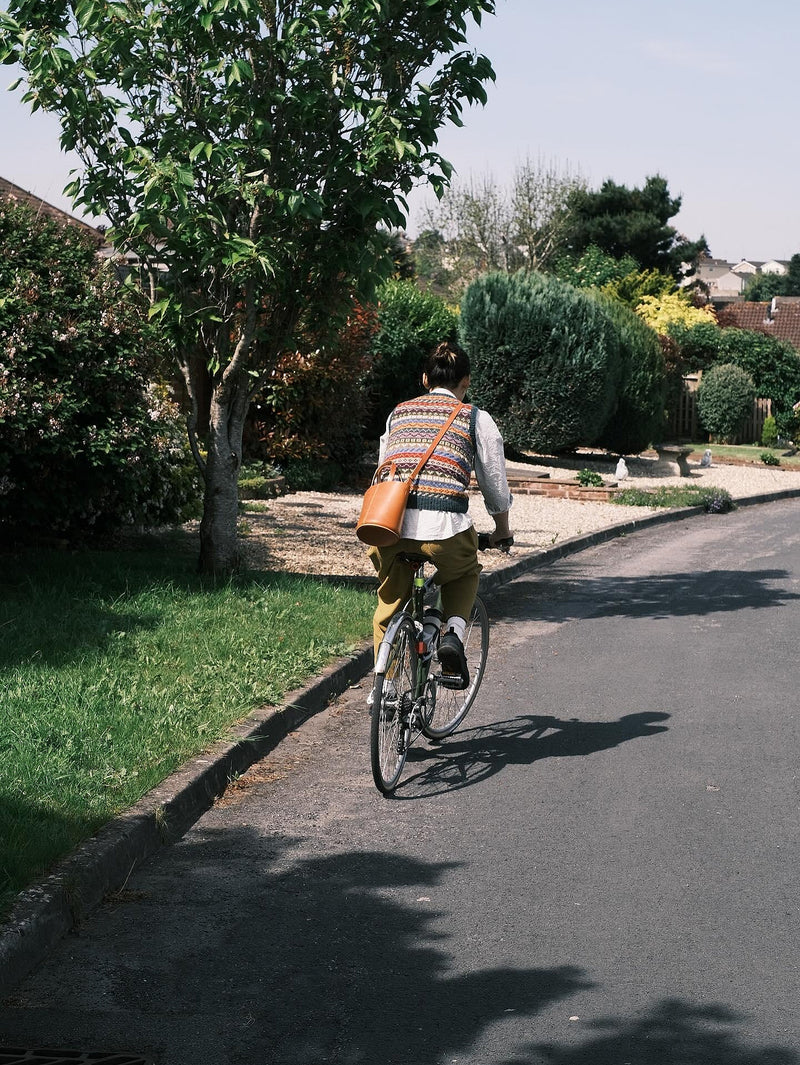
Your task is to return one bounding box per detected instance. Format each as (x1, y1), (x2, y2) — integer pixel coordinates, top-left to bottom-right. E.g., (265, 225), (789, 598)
(3, 501), (800, 1064)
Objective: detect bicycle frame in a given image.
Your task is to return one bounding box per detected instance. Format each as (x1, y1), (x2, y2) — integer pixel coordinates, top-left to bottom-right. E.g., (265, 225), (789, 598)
(374, 562), (436, 683)
(370, 534), (510, 794)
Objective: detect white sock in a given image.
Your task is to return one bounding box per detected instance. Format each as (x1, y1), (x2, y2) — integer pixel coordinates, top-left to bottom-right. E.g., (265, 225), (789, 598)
(446, 616), (466, 642)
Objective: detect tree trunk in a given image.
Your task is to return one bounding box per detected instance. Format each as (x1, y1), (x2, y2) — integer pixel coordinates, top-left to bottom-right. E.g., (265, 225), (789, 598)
(198, 385), (247, 575)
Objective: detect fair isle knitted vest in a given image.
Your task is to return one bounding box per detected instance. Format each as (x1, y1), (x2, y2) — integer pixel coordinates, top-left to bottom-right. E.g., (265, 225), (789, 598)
(384, 394), (477, 513)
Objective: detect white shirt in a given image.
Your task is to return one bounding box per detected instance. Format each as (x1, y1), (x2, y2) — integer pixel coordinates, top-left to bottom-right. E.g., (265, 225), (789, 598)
(378, 388), (513, 541)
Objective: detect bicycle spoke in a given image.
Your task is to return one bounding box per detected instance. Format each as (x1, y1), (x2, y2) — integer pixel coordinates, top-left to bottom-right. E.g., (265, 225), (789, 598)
(371, 618), (418, 794)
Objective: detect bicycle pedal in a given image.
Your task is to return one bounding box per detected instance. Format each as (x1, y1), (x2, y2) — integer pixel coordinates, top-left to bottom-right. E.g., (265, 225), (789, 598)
(437, 672), (469, 691)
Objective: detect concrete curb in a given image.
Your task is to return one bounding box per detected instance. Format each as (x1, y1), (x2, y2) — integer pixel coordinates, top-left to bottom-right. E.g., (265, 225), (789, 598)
(3, 486), (800, 998)
(0, 645), (371, 1000)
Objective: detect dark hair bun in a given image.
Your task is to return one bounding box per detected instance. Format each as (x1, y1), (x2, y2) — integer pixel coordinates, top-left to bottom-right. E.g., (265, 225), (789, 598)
(424, 341), (470, 389)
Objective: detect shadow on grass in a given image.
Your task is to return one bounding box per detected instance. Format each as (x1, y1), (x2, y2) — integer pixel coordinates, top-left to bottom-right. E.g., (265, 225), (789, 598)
(0, 543), (345, 670)
(0, 795), (98, 922)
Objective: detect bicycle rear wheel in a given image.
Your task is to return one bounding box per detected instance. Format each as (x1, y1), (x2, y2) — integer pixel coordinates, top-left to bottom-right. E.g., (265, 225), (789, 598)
(371, 616), (418, 795)
(421, 595), (489, 740)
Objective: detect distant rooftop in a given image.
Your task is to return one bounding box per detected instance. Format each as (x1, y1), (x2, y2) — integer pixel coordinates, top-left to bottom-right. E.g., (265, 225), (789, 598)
(0, 176), (104, 242)
(718, 298), (800, 350)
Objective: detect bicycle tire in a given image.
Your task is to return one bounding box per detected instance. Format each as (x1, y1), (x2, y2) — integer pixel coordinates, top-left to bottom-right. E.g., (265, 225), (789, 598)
(370, 616), (418, 795)
(421, 595), (489, 740)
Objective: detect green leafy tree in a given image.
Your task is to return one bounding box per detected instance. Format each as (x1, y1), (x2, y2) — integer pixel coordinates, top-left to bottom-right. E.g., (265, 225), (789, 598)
(667, 320), (723, 372)
(0, 198), (195, 541)
(563, 175), (708, 278)
(412, 227), (456, 296)
(742, 272), (786, 302)
(0, 0), (495, 573)
(666, 320), (800, 436)
(696, 363), (756, 442)
(459, 271), (623, 453)
(552, 244), (639, 289)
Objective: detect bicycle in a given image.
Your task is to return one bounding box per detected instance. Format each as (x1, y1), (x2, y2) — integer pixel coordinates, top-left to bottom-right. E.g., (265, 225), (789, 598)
(370, 532), (513, 795)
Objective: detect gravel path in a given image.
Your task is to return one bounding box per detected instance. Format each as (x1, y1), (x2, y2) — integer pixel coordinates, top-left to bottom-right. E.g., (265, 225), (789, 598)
(238, 453), (800, 579)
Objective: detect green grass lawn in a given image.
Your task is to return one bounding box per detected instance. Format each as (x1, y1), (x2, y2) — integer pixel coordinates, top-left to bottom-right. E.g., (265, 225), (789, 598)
(687, 442), (800, 466)
(0, 544), (374, 917)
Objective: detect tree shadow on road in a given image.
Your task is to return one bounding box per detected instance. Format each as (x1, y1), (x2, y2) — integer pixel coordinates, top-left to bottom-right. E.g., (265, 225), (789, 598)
(488, 567), (800, 625)
(399, 712), (670, 798)
(0, 832), (591, 1064)
(515, 997), (798, 1065)
(3, 832), (794, 1065)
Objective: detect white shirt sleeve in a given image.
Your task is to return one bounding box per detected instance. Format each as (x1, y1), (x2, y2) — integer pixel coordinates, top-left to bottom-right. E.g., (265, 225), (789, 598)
(473, 408), (513, 516)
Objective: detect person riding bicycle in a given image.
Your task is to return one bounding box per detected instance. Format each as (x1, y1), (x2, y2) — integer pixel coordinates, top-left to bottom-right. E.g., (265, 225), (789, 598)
(367, 340), (513, 685)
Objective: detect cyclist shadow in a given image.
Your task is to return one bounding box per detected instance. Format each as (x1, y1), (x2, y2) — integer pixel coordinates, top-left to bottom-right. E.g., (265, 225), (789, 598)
(399, 711), (670, 798)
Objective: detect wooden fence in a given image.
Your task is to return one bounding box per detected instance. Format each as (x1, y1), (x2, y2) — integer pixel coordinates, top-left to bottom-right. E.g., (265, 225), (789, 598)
(668, 375), (772, 444)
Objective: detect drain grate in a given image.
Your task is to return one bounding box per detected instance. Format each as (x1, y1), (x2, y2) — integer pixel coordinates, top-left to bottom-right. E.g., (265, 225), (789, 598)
(0, 1051), (153, 1064)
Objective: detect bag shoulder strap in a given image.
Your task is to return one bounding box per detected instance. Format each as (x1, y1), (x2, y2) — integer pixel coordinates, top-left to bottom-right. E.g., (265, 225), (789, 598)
(374, 402), (466, 486)
(375, 401), (466, 486)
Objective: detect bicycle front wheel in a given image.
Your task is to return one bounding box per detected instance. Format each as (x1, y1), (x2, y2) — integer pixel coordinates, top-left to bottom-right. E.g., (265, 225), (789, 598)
(421, 595), (489, 740)
(370, 616), (418, 795)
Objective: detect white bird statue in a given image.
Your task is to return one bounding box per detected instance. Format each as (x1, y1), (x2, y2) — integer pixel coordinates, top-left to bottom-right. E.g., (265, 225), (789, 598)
(615, 457), (629, 480)
(700, 449), (712, 468)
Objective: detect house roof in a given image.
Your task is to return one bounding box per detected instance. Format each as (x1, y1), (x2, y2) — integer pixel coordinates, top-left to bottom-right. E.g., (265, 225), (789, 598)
(0, 176), (105, 243)
(718, 298), (800, 351)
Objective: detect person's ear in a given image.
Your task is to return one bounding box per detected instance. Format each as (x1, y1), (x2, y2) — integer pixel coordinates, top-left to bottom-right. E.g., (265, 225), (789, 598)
(422, 372), (430, 390)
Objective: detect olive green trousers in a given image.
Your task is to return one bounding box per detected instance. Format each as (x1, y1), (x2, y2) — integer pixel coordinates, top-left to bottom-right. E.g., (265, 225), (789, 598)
(367, 526), (481, 660)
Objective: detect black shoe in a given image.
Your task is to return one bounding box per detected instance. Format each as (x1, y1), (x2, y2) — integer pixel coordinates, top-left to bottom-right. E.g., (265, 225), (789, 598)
(438, 629), (469, 690)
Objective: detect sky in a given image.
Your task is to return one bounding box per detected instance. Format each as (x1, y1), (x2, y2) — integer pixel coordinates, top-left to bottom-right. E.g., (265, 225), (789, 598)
(1, 0), (799, 263)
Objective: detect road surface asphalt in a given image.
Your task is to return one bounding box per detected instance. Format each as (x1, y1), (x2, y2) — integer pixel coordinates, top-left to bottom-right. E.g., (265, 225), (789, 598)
(2, 500), (800, 1064)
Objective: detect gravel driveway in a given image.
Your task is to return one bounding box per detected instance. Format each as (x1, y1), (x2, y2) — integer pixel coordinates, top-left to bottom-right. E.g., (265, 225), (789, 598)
(238, 453), (800, 578)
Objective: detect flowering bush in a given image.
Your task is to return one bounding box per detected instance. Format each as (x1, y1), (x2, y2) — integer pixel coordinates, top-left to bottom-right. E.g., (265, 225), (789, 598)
(0, 200), (198, 542)
(249, 302), (378, 478)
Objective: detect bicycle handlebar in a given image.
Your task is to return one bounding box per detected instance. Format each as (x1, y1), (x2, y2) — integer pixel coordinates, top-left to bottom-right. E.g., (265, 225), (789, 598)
(477, 532), (515, 553)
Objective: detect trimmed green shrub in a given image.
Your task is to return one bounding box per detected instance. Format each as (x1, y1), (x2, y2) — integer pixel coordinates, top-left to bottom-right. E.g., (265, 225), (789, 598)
(280, 458), (343, 492)
(459, 271), (622, 453)
(364, 279), (458, 437)
(716, 329), (800, 437)
(761, 415), (778, 448)
(696, 363), (756, 442)
(0, 200), (198, 543)
(760, 450), (780, 466)
(577, 469), (604, 487)
(591, 293), (667, 453)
